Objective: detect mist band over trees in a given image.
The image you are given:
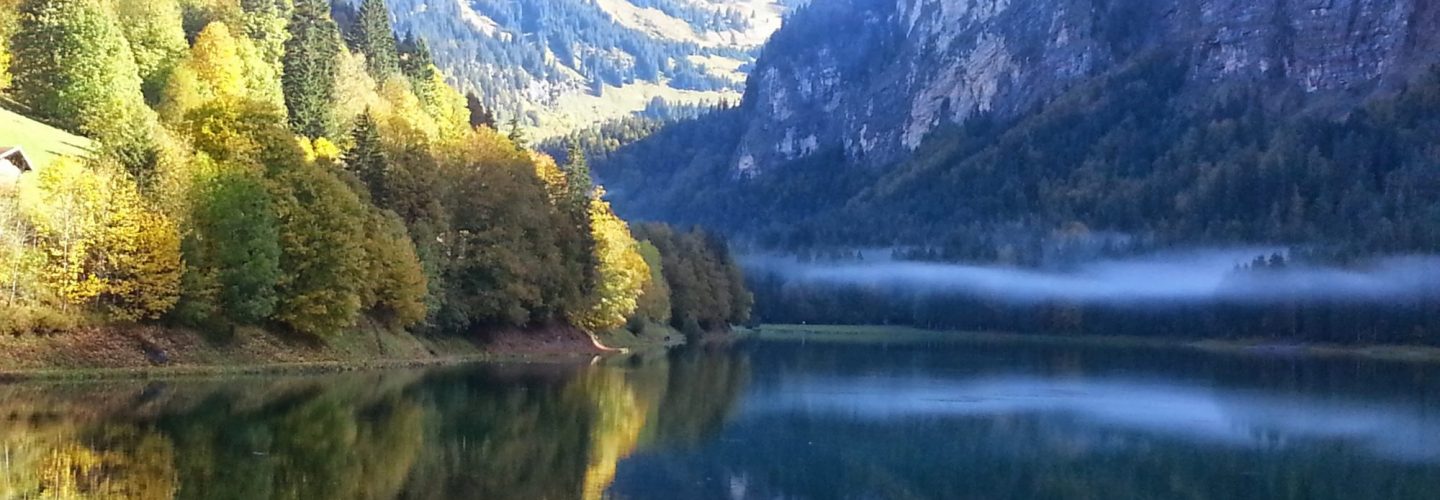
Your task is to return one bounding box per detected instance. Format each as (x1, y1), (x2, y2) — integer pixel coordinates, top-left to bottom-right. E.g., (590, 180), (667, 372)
(558, 0), (1440, 346)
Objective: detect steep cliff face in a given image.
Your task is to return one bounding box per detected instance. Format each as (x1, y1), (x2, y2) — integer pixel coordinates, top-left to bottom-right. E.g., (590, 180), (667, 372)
(734, 0), (1440, 174)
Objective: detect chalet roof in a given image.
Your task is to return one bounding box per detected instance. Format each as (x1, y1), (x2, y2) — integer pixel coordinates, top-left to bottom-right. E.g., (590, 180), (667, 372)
(0, 146), (33, 172)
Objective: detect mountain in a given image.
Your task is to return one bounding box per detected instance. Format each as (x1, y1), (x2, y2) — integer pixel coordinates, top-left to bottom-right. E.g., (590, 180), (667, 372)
(594, 0), (1440, 255)
(375, 0), (792, 137)
(734, 0), (1440, 173)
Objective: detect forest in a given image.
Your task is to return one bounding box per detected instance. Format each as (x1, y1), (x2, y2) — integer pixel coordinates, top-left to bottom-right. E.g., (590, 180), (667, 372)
(582, 8), (1440, 344)
(594, 57), (1440, 257)
(0, 0), (749, 342)
(374, 0), (749, 124)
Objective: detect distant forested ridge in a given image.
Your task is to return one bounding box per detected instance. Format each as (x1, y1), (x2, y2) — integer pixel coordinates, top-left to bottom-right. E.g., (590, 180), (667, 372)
(0, 0), (748, 341)
(585, 0), (1440, 343)
(593, 0), (1440, 258)
(356, 0), (785, 135)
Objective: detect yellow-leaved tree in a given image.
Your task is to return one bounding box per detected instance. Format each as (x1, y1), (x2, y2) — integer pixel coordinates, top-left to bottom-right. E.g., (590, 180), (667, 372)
(18, 158), (108, 307)
(160, 21), (281, 121)
(571, 195), (649, 332)
(18, 158), (182, 320)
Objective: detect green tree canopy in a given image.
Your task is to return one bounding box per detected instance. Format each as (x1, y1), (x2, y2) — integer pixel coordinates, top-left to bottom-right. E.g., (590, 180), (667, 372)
(281, 0), (342, 138)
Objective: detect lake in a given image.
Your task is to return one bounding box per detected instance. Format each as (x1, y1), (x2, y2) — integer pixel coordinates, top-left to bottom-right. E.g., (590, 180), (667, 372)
(3, 332), (1439, 499)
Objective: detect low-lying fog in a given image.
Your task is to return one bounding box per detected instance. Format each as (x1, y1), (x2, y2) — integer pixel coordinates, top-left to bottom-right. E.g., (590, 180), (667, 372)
(745, 248), (1440, 305)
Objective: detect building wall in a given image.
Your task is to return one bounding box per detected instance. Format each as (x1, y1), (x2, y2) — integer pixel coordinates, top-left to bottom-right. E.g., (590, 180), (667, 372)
(0, 158), (21, 190)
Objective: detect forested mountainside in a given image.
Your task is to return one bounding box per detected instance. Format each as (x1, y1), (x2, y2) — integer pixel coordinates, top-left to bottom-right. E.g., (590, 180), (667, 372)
(0, 0), (749, 341)
(594, 0), (1440, 258)
(367, 0), (791, 136)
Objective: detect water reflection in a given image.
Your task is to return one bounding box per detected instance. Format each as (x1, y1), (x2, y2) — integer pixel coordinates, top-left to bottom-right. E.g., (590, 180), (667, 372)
(4, 339), (1440, 499)
(746, 376), (1440, 462)
(0, 346), (749, 500)
(608, 340), (1440, 500)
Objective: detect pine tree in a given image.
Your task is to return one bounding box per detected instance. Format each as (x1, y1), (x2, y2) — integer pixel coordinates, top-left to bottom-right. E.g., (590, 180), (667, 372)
(282, 0), (342, 138)
(466, 92), (496, 129)
(398, 32), (433, 81)
(344, 110), (390, 206)
(506, 117), (528, 150)
(353, 0), (400, 79)
(562, 139), (594, 207)
(239, 0), (294, 67)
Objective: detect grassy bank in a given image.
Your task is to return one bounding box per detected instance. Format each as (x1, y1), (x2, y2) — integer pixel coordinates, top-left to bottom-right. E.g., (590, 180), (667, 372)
(0, 320), (634, 381)
(758, 324), (1440, 363)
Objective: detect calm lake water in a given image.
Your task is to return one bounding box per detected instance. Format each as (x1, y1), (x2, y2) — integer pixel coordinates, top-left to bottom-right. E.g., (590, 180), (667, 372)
(3, 334), (1440, 499)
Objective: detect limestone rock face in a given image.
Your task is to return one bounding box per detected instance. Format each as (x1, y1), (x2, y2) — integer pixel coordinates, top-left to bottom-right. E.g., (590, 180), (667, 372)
(732, 0), (1440, 174)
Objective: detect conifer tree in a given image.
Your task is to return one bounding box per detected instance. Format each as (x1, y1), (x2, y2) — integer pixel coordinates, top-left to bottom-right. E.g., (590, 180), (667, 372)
(344, 110), (390, 206)
(506, 117), (528, 150)
(282, 0), (342, 138)
(563, 139), (594, 207)
(398, 32), (433, 81)
(353, 0), (400, 79)
(466, 92), (496, 129)
(239, 0), (294, 66)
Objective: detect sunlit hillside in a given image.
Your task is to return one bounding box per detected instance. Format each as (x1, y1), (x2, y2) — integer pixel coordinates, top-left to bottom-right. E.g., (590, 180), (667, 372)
(377, 0), (792, 138)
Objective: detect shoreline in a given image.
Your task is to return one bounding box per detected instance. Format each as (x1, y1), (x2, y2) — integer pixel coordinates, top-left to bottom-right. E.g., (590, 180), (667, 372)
(0, 351), (602, 383)
(0, 321), (637, 382)
(757, 324), (1440, 364)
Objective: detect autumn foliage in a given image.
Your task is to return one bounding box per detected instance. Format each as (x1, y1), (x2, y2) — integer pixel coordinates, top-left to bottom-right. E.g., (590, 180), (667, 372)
(0, 0), (748, 340)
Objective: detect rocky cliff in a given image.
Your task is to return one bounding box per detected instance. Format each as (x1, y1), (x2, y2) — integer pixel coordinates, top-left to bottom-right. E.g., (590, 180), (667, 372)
(733, 0), (1440, 174)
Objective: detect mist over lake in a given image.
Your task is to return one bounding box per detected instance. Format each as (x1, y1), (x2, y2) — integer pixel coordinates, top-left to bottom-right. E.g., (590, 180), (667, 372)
(745, 249), (1440, 306)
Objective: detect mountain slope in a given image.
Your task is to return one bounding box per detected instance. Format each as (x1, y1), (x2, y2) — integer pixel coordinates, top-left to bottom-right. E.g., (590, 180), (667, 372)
(594, 0), (1440, 255)
(378, 0), (789, 137)
(734, 0), (1440, 173)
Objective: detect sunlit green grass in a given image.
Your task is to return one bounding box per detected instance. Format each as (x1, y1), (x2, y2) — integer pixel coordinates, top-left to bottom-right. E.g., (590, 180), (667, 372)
(0, 103), (95, 169)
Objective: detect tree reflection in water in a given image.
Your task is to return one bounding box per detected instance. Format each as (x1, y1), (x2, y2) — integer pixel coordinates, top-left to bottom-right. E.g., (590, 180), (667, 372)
(0, 346), (749, 500)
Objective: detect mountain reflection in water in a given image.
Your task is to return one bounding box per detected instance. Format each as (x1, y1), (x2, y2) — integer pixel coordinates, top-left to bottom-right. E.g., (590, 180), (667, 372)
(3, 336), (1440, 499)
(745, 376), (1440, 462)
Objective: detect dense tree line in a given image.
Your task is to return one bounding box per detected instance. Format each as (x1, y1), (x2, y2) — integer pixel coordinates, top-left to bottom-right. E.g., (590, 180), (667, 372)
(749, 270), (1440, 346)
(0, 0), (748, 340)
(629, 0), (752, 33)
(631, 224), (752, 336)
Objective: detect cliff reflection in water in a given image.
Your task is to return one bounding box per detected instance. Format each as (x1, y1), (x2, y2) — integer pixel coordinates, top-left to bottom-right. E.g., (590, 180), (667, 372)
(0, 346), (749, 500)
